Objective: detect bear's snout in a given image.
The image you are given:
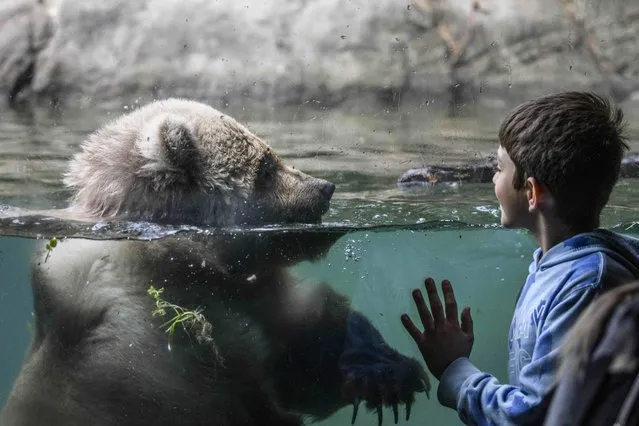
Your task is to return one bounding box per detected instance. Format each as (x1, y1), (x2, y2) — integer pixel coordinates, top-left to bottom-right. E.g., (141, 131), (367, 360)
(317, 180), (335, 200)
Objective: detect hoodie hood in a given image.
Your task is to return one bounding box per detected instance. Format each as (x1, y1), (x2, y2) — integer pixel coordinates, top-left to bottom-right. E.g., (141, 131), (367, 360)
(532, 229), (639, 278)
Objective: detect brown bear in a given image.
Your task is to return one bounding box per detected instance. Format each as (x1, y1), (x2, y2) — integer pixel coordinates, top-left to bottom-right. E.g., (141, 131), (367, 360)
(0, 99), (429, 426)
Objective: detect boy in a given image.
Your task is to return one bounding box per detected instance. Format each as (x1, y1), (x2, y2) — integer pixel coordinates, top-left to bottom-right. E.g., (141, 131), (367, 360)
(401, 91), (639, 425)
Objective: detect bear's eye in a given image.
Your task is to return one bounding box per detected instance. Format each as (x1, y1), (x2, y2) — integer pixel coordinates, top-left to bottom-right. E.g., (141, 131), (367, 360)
(257, 156), (278, 181)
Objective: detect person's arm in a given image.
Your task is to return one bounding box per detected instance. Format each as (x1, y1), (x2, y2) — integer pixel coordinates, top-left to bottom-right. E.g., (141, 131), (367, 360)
(442, 283), (598, 425)
(402, 276), (599, 425)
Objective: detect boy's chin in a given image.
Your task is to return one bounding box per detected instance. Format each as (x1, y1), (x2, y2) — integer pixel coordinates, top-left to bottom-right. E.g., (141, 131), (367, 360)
(499, 213), (515, 228)
(501, 215), (530, 231)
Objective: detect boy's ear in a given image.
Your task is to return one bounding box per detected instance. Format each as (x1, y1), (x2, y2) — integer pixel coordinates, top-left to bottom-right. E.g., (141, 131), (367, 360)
(525, 177), (549, 212)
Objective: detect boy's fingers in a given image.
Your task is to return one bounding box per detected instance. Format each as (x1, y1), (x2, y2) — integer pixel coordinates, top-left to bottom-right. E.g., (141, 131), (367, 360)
(412, 289), (434, 331)
(461, 307), (474, 336)
(441, 280), (459, 326)
(424, 277), (445, 327)
(401, 314), (424, 342)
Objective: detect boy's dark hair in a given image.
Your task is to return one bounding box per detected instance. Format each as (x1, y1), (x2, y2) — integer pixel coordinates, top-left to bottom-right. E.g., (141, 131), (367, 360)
(498, 91), (629, 230)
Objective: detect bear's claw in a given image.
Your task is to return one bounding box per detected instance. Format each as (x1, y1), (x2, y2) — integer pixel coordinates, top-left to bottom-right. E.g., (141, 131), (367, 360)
(344, 361), (428, 425)
(339, 312), (430, 424)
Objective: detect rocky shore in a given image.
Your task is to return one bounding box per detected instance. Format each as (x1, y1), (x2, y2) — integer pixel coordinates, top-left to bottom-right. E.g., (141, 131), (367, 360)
(1, 0), (638, 111)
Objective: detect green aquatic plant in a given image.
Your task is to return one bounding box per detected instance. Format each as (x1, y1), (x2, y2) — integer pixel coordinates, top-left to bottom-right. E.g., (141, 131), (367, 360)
(44, 237), (58, 262)
(147, 285), (222, 362)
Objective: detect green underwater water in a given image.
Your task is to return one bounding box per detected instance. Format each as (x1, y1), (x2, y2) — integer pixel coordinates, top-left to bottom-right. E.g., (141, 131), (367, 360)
(7, 223), (631, 425)
(294, 225), (535, 425)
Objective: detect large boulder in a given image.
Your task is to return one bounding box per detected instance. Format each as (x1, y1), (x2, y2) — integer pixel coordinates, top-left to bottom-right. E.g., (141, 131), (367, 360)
(2, 0), (638, 109)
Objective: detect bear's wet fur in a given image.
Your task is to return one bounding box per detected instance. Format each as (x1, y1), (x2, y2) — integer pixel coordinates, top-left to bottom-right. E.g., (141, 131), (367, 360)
(63, 99), (335, 226)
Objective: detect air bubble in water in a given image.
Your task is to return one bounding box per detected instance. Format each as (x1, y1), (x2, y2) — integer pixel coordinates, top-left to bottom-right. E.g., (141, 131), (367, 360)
(344, 239), (363, 261)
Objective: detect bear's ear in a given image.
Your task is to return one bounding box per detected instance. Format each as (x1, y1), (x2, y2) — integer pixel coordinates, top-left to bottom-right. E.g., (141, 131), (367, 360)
(139, 114), (198, 172)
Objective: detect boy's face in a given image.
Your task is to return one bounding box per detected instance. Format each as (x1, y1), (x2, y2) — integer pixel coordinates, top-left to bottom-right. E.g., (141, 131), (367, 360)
(493, 146), (531, 229)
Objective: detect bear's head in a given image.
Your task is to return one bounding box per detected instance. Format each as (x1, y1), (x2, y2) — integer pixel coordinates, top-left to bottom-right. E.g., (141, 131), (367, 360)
(64, 99), (335, 226)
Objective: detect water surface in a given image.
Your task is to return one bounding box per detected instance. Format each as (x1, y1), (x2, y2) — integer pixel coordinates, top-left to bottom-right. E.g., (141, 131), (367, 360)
(2, 101), (638, 226)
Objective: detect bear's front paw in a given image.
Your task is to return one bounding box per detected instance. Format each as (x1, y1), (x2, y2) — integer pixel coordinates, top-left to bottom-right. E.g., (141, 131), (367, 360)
(339, 313), (430, 425)
(340, 354), (429, 425)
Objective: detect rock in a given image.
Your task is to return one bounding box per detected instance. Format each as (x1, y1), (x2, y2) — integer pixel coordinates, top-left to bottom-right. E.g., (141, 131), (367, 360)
(0, 0), (638, 110)
(621, 153), (639, 180)
(397, 153), (639, 189)
(0, 0), (57, 106)
(397, 155), (497, 188)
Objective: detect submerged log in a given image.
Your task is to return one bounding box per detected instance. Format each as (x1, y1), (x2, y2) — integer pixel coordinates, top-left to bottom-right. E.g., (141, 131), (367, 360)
(397, 153), (639, 189)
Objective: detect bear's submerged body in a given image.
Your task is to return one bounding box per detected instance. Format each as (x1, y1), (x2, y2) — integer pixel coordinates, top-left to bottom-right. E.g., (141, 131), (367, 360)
(4, 235), (336, 426)
(1, 99), (429, 426)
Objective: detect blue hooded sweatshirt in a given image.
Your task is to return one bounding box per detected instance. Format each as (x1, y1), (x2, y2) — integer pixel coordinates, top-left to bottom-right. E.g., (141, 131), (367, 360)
(437, 229), (639, 426)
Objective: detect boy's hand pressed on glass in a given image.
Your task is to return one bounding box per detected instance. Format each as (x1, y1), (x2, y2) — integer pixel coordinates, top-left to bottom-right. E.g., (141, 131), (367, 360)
(401, 277), (474, 379)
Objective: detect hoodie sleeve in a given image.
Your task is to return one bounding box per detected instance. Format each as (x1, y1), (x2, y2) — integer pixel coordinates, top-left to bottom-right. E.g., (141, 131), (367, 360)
(437, 278), (600, 426)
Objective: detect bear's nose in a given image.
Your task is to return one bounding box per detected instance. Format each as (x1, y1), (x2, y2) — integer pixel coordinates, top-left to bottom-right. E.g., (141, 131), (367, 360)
(319, 181), (335, 199)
